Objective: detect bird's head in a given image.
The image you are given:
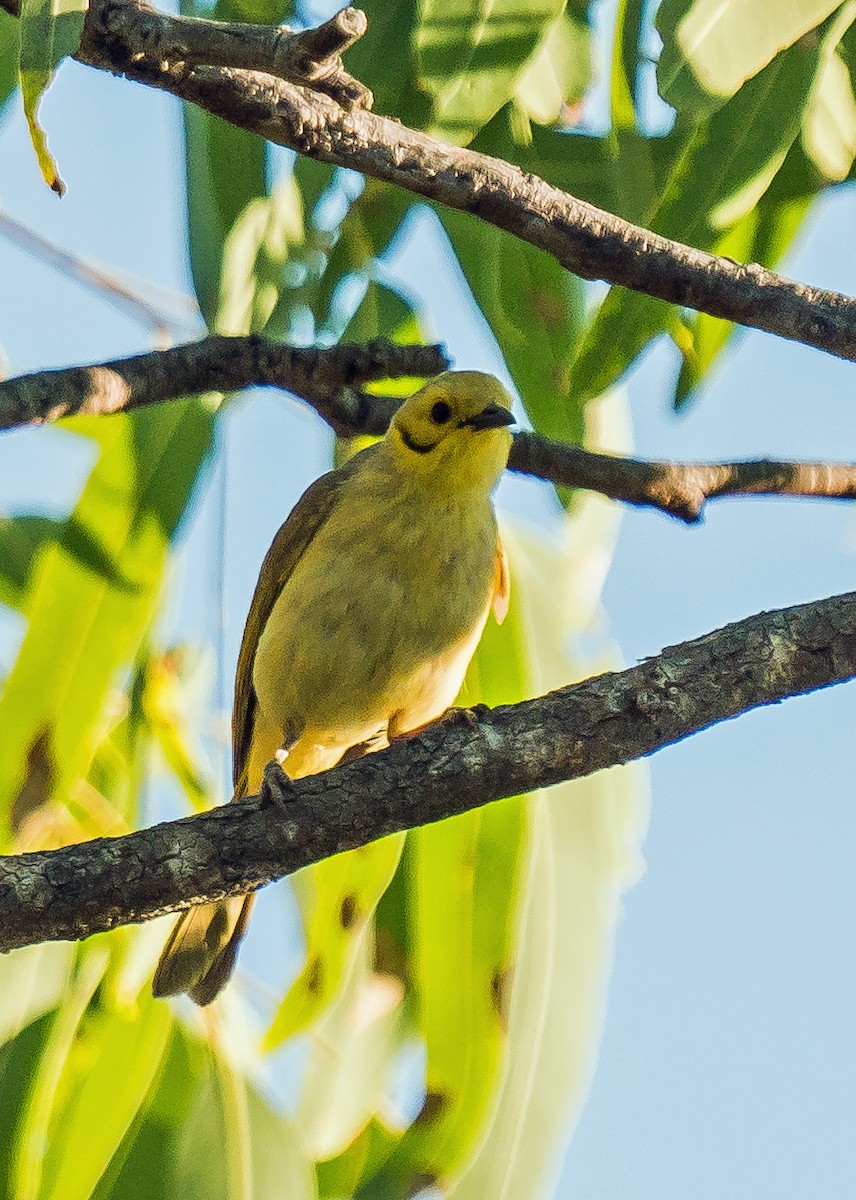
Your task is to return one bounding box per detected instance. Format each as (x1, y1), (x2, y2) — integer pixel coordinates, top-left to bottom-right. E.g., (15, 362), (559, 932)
(388, 371), (515, 494)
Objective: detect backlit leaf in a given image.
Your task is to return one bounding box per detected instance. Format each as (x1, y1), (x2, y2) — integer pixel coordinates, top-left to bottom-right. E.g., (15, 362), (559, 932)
(18, 0), (86, 193)
(657, 0), (840, 115)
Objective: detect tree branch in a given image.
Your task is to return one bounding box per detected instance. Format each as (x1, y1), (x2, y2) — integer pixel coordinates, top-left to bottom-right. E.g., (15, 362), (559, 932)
(3, 589), (856, 953)
(0, 335), (448, 432)
(3, 335), (856, 521)
(64, 1), (856, 365)
(82, 0), (372, 109)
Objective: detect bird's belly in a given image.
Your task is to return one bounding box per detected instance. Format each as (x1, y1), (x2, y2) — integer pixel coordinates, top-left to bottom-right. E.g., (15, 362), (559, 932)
(251, 518), (496, 758)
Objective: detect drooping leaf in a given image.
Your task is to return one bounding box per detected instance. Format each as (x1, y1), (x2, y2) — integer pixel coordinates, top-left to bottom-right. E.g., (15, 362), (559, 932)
(0, 402), (214, 849)
(450, 511), (647, 1200)
(142, 645), (214, 812)
(438, 205), (587, 445)
(172, 1042), (316, 1200)
(0, 11), (19, 116)
(803, 8), (856, 181)
(215, 177), (305, 336)
(37, 993), (172, 1200)
(265, 834), (405, 1049)
(17, 0), (86, 193)
(0, 942), (73, 1052)
(671, 151), (816, 407)
(513, 8), (592, 127)
(615, 0), (648, 119)
(0, 515), (62, 611)
(344, 0), (433, 131)
(297, 936), (406, 1162)
(181, 0), (268, 327)
(415, 0), (567, 142)
(657, 0), (841, 116)
(11, 947), (109, 1200)
(567, 33), (825, 406)
(91, 1026), (202, 1200)
(0, 1016), (54, 1200)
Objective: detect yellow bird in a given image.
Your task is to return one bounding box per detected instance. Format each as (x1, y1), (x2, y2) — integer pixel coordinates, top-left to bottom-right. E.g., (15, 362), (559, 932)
(152, 371), (514, 1004)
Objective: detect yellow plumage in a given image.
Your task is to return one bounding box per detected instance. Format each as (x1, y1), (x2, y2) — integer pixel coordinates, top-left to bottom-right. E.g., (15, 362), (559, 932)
(152, 370), (514, 1005)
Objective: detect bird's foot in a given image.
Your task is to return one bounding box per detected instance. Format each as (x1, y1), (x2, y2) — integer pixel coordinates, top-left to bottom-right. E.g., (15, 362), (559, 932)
(260, 759), (297, 809)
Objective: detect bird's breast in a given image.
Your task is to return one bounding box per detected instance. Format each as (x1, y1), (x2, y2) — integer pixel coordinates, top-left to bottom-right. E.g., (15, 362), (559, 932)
(252, 484), (498, 747)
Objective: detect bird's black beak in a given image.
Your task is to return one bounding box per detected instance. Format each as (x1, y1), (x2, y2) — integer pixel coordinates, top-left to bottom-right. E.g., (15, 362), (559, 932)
(461, 404), (515, 431)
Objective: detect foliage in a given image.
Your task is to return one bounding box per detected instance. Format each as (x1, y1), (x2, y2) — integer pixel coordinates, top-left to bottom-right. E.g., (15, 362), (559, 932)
(0, 0), (854, 1196)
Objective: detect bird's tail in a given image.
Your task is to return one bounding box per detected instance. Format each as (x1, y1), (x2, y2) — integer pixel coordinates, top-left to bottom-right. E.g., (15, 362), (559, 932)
(152, 893), (254, 1006)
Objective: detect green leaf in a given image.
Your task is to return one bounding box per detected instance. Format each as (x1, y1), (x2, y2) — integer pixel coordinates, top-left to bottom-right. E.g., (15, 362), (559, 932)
(344, 0), (433, 131)
(514, 9), (592, 126)
(181, 19), (267, 328)
(568, 33), (824, 406)
(11, 946), (109, 1200)
(671, 156), (816, 407)
(297, 937), (406, 1161)
(0, 11), (19, 116)
(614, 0), (647, 120)
(18, 0), (86, 194)
(449, 517), (647, 1200)
(343, 279), (424, 349)
(173, 1044), (316, 1200)
(0, 403), (214, 848)
(373, 794), (526, 1189)
(265, 834), (405, 1049)
(438, 206), (587, 445)
(91, 1026), (203, 1199)
(415, 0), (566, 142)
(657, 0), (840, 116)
(0, 942), (73, 1052)
(37, 993), (172, 1200)
(0, 515), (62, 611)
(143, 646), (213, 812)
(215, 178), (305, 335)
(0, 1016), (54, 1200)
(802, 0), (856, 180)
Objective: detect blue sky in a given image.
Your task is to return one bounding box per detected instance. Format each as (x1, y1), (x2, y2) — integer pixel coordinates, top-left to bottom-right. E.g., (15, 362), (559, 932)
(1, 25), (856, 1200)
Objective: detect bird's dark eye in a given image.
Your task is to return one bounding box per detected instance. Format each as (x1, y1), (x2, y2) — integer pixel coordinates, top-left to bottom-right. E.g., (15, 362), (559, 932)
(431, 400), (451, 424)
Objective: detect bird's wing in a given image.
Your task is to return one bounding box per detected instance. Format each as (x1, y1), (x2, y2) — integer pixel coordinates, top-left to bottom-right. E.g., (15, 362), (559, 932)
(231, 448), (375, 792)
(492, 535), (510, 625)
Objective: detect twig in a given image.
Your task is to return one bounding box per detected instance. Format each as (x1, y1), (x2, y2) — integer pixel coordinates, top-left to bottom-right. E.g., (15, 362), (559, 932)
(82, 0), (372, 109)
(2, 588), (855, 952)
(2, 335), (856, 521)
(0, 210), (198, 342)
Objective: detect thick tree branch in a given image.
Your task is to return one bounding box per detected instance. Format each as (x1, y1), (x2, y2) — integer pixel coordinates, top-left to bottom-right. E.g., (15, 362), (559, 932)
(2, 589), (856, 953)
(3, 335), (856, 521)
(63, 1), (856, 365)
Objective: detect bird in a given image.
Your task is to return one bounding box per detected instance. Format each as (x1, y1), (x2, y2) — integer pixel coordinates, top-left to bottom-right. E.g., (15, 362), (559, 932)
(152, 370), (515, 1005)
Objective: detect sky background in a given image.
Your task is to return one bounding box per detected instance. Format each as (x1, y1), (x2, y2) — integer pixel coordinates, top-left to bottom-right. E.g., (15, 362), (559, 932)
(1, 9), (855, 1198)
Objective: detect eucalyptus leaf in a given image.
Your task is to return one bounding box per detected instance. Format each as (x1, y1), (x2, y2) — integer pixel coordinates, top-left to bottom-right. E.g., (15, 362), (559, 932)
(0, 403), (214, 849)
(451, 513), (648, 1200)
(0, 515), (62, 612)
(17, 0), (86, 193)
(568, 33), (824, 406)
(0, 11), (19, 115)
(657, 0), (840, 116)
(265, 834), (405, 1049)
(173, 1043), (316, 1200)
(38, 994), (172, 1200)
